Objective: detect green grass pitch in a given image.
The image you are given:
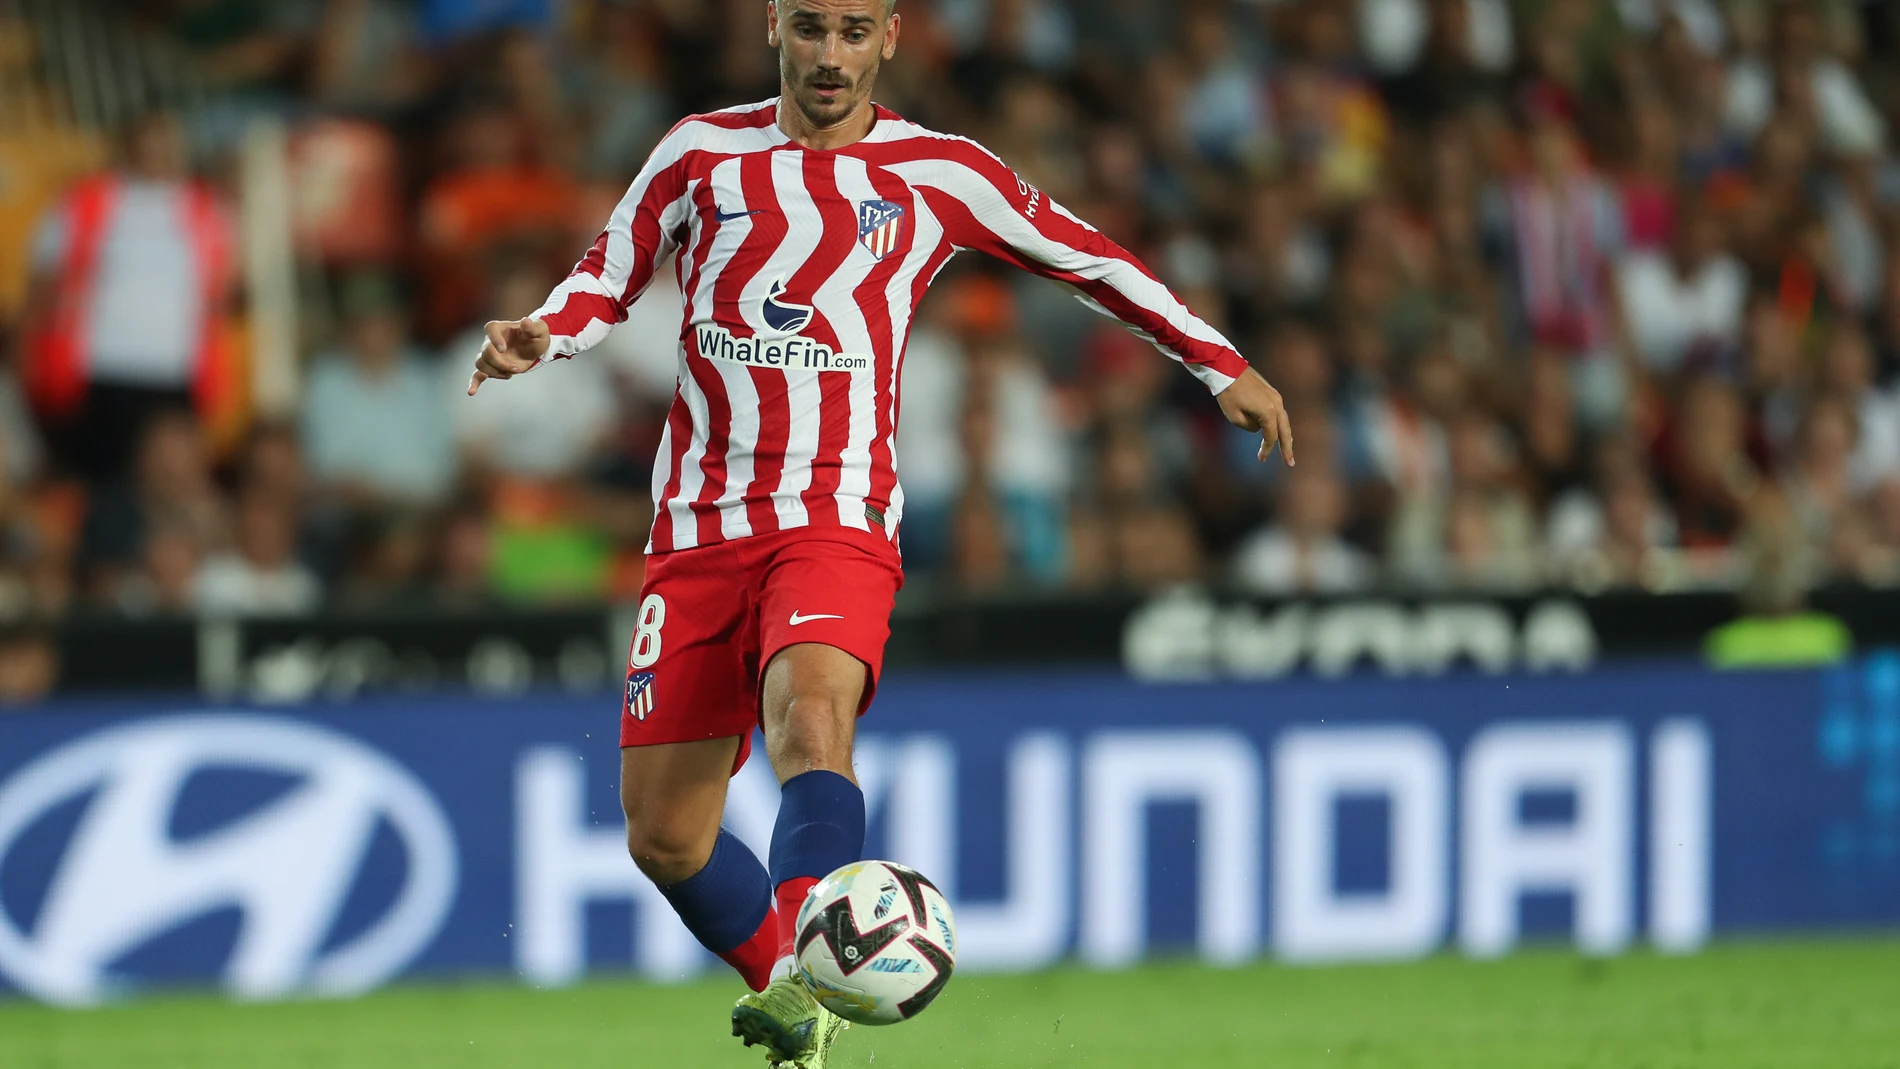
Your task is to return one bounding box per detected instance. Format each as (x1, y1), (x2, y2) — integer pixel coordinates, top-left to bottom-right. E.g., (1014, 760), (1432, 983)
(3, 938), (1897, 1068)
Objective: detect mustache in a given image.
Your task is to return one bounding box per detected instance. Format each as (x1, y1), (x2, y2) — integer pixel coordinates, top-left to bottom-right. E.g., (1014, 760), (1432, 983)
(809, 72), (850, 90)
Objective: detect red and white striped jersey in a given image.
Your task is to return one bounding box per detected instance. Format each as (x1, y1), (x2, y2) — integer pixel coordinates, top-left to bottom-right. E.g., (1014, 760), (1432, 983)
(532, 98), (1252, 555)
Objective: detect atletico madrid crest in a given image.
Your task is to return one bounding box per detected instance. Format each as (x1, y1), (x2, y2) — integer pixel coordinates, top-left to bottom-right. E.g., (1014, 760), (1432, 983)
(625, 671), (656, 721)
(857, 200), (906, 260)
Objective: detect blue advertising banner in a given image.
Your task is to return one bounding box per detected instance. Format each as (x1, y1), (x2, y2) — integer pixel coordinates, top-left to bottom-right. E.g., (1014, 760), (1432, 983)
(0, 660), (1896, 1004)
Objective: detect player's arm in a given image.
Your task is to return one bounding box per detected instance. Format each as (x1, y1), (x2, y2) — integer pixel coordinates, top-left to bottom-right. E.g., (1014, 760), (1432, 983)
(916, 144), (1293, 465)
(469, 125), (696, 395)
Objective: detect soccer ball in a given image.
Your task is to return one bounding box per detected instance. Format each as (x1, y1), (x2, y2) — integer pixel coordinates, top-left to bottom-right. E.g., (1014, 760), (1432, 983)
(794, 860), (956, 1026)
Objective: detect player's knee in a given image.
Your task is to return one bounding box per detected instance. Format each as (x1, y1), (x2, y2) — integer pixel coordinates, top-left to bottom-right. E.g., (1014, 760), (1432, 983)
(769, 690), (855, 773)
(625, 817), (711, 886)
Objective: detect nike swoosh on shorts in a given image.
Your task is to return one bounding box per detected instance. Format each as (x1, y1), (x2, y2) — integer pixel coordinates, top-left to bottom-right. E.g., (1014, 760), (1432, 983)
(789, 612), (845, 626)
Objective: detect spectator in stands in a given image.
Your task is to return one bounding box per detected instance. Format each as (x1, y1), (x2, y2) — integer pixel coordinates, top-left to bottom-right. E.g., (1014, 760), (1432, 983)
(1616, 94), (1682, 254)
(1370, 0), (1513, 124)
(1517, 350), (1588, 506)
(1724, 0), (1885, 156)
(1662, 375), (1760, 552)
(1742, 296), (1806, 459)
(569, 1), (673, 179)
(1786, 394), (1861, 551)
(302, 272), (456, 510)
(449, 259), (616, 483)
(948, 488), (1012, 594)
(1232, 461), (1374, 596)
(78, 408), (228, 605)
(432, 503), (494, 608)
(115, 519), (201, 617)
(938, 0), (1078, 76)
(900, 275), (1070, 580)
(1347, 341), (1459, 521)
(416, 98), (577, 338)
(1871, 477), (1900, 562)
(1547, 435), (1680, 589)
(193, 488), (320, 616)
(337, 512), (433, 609)
(7, 0), (1900, 634)
(21, 111), (237, 481)
(239, 421), (311, 521)
(1818, 323), (1900, 492)
(1390, 412), (1539, 590)
(1617, 197), (1748, 378)
(1705, 481), (1850, 668)
(1279, 2), (1393, 207)
(1229, 181), (1332, 317)
(0, 618), (58, 705)
(1484, 106), (1626, 429)
(1172, 3), (1274, 173)
(308, 0), (430, 113)
(1820, 151), (1889, 316)
(1069, 422), (1204, 591)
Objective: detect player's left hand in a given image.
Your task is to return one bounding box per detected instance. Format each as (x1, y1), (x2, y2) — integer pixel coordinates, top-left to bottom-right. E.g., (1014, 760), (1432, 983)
(1216, 367), (1295, 466)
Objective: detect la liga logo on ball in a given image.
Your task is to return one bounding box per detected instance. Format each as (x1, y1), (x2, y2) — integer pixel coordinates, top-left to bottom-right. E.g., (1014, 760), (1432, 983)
(794, 860), (956, 1025)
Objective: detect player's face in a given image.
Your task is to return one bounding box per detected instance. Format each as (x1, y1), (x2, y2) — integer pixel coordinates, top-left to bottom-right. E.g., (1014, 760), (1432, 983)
(769, 0), (899, 129)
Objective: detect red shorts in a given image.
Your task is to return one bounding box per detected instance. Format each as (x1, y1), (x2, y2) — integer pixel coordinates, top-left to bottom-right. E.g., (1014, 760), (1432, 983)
(619, 526), (904, 771)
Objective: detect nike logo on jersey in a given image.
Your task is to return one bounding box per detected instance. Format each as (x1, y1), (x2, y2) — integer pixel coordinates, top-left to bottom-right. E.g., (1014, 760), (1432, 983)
(762, 278), (815, 334)
(789, 611), (844, 626)
(714, 206), (766, 223)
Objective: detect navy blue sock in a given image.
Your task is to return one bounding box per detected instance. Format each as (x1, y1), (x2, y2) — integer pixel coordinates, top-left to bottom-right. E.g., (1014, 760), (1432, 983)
(769, 770), (866, 956)
(770, 770), (867, 886)
(655, 830), (777, 988)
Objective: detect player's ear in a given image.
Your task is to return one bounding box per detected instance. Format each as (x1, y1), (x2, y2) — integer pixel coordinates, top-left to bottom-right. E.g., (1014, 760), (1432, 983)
(882, 12), (900, 60)
(767, 0), (780, 47)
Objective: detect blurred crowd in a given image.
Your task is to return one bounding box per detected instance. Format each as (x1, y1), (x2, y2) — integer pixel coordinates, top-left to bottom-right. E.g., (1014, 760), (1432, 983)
(2, 0), (1900, 620)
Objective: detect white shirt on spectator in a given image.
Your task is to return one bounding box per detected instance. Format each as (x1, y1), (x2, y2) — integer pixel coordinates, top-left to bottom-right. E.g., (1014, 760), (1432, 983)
(303, 351), (456, 503)
(447, 327), (616, 478)
(193, 555), (321, 616)
(1614, 0), (1725, 54)
(1727, 58), (1886, 153)
(1851, 387), (1900, 493)
(1545, 487), (1679, 559)
(896, 327), (1071, 508)
(1616, 251), (1746, 373)
(1232, 528), (1375, 595)
(936, 0), (1075, 70)
(32, 182), (207, 388)
(1360, 0), (1514, 74)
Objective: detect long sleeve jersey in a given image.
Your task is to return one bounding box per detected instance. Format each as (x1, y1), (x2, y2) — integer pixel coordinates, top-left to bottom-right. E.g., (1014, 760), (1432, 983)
(532, 98), (1251, 554)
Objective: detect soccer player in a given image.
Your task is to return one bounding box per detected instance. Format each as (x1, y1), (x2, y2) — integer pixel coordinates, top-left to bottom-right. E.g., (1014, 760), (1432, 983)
(467, 1), (1293, 1064)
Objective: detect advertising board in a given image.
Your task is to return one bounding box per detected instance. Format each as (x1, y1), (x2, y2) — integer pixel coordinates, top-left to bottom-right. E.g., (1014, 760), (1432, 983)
(1, 661), (1895, 1003)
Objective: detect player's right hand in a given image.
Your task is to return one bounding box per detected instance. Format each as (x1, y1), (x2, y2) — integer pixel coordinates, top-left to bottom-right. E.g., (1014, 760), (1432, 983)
(468, 317), (552, 395)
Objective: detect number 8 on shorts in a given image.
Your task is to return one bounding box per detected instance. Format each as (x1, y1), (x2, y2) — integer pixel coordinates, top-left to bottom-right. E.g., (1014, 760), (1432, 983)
(630, 594), (665, 669)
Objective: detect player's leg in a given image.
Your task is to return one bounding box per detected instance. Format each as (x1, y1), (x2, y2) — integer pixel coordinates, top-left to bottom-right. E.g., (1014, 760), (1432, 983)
(731, 642), (867, 1064)
(618, 544), (783, 992)
(753, 531), (903, 969)
(621, 738), (780, 991)
(731, 532), (901, 1065)
(762, 640), (870, 969)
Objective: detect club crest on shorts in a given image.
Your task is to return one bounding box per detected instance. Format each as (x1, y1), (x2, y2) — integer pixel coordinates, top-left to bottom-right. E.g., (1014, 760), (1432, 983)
(626, 671), (656, 721)
(858, 200), (906, 260)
